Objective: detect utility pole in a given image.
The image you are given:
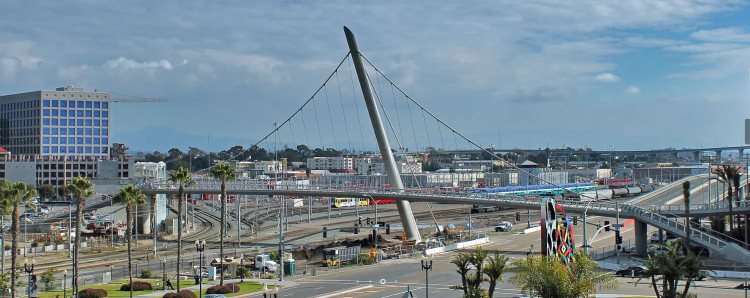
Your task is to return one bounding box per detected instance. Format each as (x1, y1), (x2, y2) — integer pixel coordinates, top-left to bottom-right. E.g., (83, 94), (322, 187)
(344, 26), (420, 241)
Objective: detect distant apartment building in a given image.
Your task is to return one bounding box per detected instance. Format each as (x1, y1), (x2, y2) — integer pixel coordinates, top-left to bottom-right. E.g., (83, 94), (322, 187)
(307, 157), (354, 171)
(355, 155), (422, 175)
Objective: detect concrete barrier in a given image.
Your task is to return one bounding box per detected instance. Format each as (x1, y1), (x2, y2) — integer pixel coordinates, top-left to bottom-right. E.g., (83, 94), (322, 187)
(710, 270), (750, 279)
(523, 226), (541, 234)
(424, 237), (490, 255)
(596, 261), (623, 271)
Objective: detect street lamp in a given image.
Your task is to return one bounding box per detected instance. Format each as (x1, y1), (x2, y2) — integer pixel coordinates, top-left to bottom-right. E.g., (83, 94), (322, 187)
(24, 258), (35, 298)
(195, 239), (206, 298)
(420, 257), (433, 298)
(63, 269), (68, 298)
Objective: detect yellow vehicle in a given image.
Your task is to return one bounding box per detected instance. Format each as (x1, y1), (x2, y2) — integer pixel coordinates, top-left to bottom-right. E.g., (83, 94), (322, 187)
(332, 198), (369, 208)
(322, 258), (340, 267)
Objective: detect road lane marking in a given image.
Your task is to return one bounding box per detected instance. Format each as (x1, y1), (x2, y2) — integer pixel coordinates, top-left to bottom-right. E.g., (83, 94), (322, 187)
(316, 285), (374, 298)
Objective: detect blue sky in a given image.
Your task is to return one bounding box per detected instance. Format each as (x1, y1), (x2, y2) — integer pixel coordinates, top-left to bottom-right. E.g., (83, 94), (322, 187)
(1, 1), (749, 152)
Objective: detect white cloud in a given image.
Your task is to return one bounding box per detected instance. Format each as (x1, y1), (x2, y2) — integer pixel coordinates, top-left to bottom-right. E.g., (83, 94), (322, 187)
(627, 86), (641, 94)
(103, 57), (173, 71)
(594, 72), (620, 82)
(180, 49), (283, 84)
(57, 65), (92, 80)
(691, 27), (750, 43)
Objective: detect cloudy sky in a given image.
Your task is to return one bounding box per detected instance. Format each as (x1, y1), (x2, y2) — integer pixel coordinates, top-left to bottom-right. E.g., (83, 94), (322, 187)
(1, 1), (749, 152)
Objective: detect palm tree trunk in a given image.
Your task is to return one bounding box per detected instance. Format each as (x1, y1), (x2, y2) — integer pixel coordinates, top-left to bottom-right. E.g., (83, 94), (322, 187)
(729, 184), (735, 233)
(73, 197), (84, 296)
(651, 275), (661, 298)
(150, 193), (156, 259)
(176, 185), (183, 292)
(682, 278), (693, 298)
(127, 203), (133, 298)
(219, 181), (226, 285)
(460, 271), (468, 294)
(487, 277), (496, 298)
(10, 206), (19, 298)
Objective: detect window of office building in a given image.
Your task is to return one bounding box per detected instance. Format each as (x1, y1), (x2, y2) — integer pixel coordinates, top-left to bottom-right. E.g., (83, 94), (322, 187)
(77, 101), (84, 108)
(43, 100), (50, 107)
(60, 100), (67, 108)
(85, 101), (92, 108)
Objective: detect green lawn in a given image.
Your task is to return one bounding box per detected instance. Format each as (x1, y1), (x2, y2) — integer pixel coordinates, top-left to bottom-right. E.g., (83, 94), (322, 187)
(222, 282), (265, 297)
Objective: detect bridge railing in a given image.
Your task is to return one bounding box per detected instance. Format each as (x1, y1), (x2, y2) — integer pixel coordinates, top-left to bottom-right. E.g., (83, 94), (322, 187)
(651, 199), (750, 213)
(620, 204), (731, 249)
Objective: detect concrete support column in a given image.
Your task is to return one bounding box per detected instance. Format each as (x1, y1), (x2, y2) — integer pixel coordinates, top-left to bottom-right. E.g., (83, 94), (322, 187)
(715, 150), (722, 163)
(138, 199), (152, 235)
(693, 151), (701, 162)
(634, 220), (648, 257)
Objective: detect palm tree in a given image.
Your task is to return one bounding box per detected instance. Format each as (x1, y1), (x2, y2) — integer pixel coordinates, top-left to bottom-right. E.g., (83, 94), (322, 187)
(469, 247), (488, 291)
(638, 242), (708, 298)
(0, 181), (37, 297)
(711, 166), (727, 208)
(483, 251), (508, 298)
(682, 181), (691, 250)
(168, 166), (193, 291)
(451, 253), (472, 294)
(509, 251), (616, 298)
(723, 165), (741, 233)
(68, 177), (95, 296)
(114, 185), (146, 298)
(209, 162), (236, 285)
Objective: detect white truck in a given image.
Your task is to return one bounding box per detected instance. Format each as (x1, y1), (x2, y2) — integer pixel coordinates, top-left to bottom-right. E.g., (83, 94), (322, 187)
(254, 254), (278, 272)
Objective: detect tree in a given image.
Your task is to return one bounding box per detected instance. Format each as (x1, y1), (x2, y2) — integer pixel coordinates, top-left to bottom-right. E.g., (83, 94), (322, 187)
(168, 167), (194, 292)
(36, 184), (56, 200)
(0, 181), (37, 297)
(114, 185), (146, 298)
(451, 253), (472, 295)
(209, 162), (236, 285)
(722, 165), (741, 233)
(508, 251), (617, 298)
(68, 177), (95, 296)
(40, 268), (56, 291)
(483, 251), (508, 298)
(469, 247), (488, 291)
(638, 242), (708, 298)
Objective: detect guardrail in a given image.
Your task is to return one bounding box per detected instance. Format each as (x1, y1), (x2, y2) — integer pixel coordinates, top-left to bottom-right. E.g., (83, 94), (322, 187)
(141, 182), (747, 254)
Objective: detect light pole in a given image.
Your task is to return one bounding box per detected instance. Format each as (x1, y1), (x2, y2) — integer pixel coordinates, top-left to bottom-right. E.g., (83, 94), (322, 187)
(195, 240), (205, 298)
(24, 258), (35, 298)
(63, 269), (67, 298)
(420, 258), (433, 298)
(161, 259), (166, 291)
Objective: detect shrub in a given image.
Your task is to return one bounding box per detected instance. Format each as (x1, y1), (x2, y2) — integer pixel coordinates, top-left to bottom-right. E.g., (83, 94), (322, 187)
(78, 288), (108, 298)
(140, 269), (152, 278)
(120, 281), (153, 291)
(163, 290), (195, 298)
(206, 284), (240, 294)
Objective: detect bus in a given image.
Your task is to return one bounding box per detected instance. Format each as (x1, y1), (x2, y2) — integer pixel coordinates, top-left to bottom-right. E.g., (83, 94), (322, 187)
(332, 198), (369, 208)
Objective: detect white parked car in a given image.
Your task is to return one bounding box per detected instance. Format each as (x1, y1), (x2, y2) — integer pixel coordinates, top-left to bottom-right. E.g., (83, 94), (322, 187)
(494, 221), (513, 232)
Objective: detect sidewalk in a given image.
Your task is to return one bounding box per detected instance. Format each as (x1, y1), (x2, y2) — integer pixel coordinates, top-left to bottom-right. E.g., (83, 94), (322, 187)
(137, 279), (298, 298)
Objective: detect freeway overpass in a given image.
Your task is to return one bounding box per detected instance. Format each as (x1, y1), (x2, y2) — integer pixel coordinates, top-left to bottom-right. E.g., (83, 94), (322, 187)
(140, 176), (750, 264)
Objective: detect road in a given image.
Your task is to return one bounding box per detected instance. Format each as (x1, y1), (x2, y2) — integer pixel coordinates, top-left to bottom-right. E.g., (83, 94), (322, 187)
(256, 231), (749, 298)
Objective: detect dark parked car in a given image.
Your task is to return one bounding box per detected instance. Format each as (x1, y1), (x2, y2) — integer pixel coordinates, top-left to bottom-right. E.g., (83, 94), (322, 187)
(615, 266), (646, 277)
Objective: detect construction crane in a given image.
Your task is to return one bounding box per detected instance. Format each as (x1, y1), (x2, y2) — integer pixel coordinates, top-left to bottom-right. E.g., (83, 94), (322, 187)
(110, 98), (168, 103)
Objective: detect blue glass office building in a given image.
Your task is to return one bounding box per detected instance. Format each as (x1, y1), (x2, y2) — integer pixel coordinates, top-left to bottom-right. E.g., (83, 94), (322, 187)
(0, 86), (110, 157)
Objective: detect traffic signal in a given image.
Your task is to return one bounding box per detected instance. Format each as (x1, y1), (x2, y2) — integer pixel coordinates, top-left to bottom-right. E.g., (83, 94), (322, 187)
(604, 220), (610, 231)
(322, 227), (327, 238)
(573, 216), (578, 225)
(515, 212), (521, 221)
(615, 230), (623, 244)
